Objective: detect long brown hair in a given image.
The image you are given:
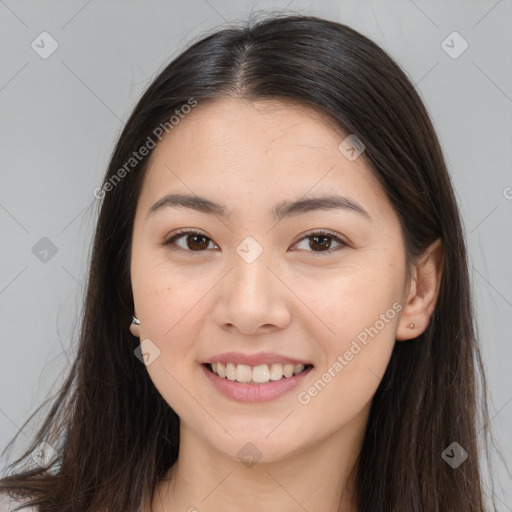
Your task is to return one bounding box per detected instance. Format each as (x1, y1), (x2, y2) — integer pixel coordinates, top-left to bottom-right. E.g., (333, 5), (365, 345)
(0, 14), (499, 511)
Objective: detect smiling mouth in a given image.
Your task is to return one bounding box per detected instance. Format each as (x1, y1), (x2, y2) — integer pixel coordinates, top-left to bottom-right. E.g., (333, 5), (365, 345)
(203, 362), (314, 384)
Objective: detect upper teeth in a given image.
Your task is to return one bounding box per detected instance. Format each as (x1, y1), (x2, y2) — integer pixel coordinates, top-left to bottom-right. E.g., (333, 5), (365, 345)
(210, 362), (306, 383)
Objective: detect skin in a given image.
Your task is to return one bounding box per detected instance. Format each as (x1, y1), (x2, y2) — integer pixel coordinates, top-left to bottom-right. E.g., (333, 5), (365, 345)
(129, 97), (443, 512)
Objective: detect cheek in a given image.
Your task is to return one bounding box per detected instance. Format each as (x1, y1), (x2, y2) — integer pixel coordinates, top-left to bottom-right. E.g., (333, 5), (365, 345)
(131, 254), (201, 357)
(304, 262), (402, 343)
(133, 247), (199, 317)
(133, 263), (207, 413)
(301, 257), (402, 399)
(293, 271), (400, 435)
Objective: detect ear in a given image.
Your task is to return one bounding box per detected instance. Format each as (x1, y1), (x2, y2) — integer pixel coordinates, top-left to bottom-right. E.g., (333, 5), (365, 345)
(396, 238), (444, 341)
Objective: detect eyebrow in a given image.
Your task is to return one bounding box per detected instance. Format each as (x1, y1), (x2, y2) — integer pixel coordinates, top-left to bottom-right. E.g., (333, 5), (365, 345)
(146, 193), (372, 222)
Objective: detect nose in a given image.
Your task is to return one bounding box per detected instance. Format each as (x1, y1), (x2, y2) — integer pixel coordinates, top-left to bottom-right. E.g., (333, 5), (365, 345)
(211, 243), (292, 335)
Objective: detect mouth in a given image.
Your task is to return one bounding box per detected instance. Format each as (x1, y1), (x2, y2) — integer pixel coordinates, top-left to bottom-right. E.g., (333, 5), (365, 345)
(202, 362), (314, 385)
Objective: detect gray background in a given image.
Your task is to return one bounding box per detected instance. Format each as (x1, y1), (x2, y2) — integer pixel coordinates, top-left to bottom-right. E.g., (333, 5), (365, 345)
(1, 0), (511, 508)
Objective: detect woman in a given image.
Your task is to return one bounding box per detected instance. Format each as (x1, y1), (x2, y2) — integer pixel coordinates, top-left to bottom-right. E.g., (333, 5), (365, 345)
(0, 14), (498, 512)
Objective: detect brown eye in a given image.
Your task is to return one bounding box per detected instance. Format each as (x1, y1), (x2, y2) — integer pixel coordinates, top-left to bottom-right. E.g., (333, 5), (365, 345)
(308, 234), (334, 251)
(164, 230), (216, 252)
(293, 230), (347, 254)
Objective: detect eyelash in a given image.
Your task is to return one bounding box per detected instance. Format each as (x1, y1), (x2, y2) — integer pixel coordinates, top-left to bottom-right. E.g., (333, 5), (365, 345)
(162, 228), (348, 255)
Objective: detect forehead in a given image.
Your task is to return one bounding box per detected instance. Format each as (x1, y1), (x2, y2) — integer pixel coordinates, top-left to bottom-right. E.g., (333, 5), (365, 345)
(153, 97), (349, 160)
(137, 97), (388, 221)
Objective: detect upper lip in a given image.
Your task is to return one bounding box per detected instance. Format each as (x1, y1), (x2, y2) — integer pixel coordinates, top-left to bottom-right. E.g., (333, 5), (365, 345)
(203, 351), (313, 367)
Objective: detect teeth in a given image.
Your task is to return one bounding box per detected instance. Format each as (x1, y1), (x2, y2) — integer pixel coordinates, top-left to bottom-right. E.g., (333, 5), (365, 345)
(270, 363), (284, 381)
(226, 362), (236, 381)
(283, 364), (294, 378)
(252, 364), (270, 383)
(235, 364), (252, 383)
(209, 362), (307, 383)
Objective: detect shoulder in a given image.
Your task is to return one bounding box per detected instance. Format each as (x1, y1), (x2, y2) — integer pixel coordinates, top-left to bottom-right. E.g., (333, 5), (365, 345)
(0, 493), (38, 511)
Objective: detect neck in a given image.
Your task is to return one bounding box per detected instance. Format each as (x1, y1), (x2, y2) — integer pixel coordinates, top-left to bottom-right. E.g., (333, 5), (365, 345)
(151, 404), (369, 512)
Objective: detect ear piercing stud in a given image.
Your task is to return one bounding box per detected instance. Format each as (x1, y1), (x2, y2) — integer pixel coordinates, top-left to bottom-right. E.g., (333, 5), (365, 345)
(407, 322), (415, 329)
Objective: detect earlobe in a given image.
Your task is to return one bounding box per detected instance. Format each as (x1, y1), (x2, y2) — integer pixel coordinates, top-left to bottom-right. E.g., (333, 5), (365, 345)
(396, 238), (444, 341)
(130, 315), (141, 338)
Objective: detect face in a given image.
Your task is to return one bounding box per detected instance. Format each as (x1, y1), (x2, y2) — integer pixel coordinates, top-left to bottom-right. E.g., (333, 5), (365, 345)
(130, 97), (410, 463)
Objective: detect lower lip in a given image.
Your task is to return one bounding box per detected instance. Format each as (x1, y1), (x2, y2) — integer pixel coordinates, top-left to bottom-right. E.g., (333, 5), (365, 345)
(201, 363), (313, 403)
